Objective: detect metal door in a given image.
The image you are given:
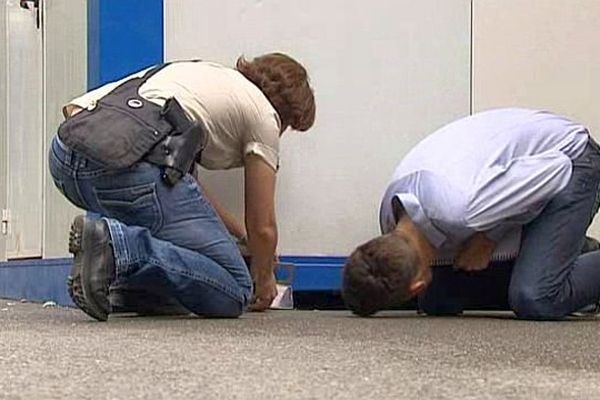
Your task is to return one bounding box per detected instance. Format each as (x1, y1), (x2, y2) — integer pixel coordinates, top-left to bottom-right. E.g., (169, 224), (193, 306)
(4, 0), (43, 258)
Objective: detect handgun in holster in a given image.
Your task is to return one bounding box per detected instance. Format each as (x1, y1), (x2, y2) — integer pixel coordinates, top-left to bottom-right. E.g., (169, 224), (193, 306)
(147, 97), (205, 186)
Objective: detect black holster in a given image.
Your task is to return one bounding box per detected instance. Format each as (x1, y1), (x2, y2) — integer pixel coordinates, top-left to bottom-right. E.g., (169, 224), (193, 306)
(145, 98), (204, 186)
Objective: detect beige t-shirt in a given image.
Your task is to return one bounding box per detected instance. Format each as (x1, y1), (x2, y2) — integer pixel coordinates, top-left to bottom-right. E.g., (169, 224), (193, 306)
(66, 61), (281, 171)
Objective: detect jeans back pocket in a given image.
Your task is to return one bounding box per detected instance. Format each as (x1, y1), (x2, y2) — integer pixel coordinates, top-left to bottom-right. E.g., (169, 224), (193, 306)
(94, 183), (163, 233)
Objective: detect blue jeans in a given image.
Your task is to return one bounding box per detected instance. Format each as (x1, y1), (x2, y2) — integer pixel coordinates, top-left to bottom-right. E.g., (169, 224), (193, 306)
(420, 139), (600, 320)
(48, 135), (252, 317)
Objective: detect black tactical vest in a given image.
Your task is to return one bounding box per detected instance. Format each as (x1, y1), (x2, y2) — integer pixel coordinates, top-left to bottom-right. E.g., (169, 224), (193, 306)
(58, 62), (204, 185)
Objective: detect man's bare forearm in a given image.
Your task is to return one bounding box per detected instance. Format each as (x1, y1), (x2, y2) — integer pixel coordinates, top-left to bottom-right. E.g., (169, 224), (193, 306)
(247, 225), (277, 278)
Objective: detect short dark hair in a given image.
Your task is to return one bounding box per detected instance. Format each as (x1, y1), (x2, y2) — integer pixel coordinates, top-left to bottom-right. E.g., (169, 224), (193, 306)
(342, 234), (419, 317)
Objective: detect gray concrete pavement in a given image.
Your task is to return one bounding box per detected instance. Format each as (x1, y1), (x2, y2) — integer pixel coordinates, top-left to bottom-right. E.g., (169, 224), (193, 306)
(1, 300), (599, 400)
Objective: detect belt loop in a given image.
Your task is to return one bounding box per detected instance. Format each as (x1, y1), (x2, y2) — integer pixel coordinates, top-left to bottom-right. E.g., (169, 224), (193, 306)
(73, 152), (87, 169)
(64, 146), (73, 166)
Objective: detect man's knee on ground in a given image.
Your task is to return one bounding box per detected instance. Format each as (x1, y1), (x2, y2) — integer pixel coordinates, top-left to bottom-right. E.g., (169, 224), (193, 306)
(202, 298), (246, 318)
(185, 285), (250, 318)
(508, 286), (565, 320)
(215, 286), (252, 318)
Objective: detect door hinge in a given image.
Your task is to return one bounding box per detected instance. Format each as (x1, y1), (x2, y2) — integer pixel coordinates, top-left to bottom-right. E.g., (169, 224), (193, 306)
(1, 209), (10, 235)
(19, 0), (41, 29)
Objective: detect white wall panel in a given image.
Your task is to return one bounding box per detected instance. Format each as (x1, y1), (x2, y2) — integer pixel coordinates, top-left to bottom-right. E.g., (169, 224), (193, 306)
(0, 1), (7, 261)
(165, 0), (471, 255)
(5, 1), (43, 258)
(473, 0), (600, 238)
(42, 0), (87, 257)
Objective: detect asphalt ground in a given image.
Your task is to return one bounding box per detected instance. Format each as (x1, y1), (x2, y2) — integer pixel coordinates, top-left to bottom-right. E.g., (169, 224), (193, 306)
(1, 300), (599, 400)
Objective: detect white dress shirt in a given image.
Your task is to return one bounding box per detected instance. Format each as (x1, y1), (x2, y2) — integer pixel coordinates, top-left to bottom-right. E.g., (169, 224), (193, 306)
(380, 108), (590, 264)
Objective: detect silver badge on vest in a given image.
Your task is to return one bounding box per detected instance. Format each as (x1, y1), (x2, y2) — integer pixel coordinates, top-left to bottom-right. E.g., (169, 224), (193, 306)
(127, 98), (143, 109)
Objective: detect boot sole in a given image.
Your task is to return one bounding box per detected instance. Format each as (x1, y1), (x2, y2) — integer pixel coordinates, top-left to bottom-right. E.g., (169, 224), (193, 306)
(68, 215), (109, 321)
(67, 216), (93, 316)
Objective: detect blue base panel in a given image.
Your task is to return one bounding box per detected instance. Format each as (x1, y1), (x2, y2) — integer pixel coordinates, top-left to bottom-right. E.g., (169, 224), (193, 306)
(0, 256), (346, 307)
(0, 258), (74, 306)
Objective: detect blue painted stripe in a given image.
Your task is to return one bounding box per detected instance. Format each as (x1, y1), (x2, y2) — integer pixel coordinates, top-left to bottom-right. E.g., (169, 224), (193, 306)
(0, 259), (74, 306)
(0, 256), (346, 307)
(87, 0), (164, 89)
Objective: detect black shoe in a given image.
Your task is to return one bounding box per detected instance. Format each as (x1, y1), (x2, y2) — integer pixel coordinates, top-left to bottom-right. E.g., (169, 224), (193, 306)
(67, 215), (115, 321)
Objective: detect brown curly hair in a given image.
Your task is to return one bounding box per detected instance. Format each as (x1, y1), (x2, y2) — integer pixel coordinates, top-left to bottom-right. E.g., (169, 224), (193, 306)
(236, 53), (316, 132)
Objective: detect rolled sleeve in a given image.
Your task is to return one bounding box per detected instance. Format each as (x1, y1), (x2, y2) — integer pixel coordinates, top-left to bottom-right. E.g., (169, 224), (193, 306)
(244, 142), (279, 172)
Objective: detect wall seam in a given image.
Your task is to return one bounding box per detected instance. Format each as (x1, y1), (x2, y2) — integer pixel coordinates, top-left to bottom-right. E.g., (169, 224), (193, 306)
(470, 0), (474, 115)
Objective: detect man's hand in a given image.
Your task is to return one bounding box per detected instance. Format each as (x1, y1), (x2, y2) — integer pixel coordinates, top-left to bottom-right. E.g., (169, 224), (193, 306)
(455, 233), (496, 272)
(249, 272), (278, 312)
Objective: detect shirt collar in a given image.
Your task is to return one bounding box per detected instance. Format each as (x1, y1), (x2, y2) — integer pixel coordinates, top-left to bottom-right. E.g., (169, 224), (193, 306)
(394, 193), (447, 248)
